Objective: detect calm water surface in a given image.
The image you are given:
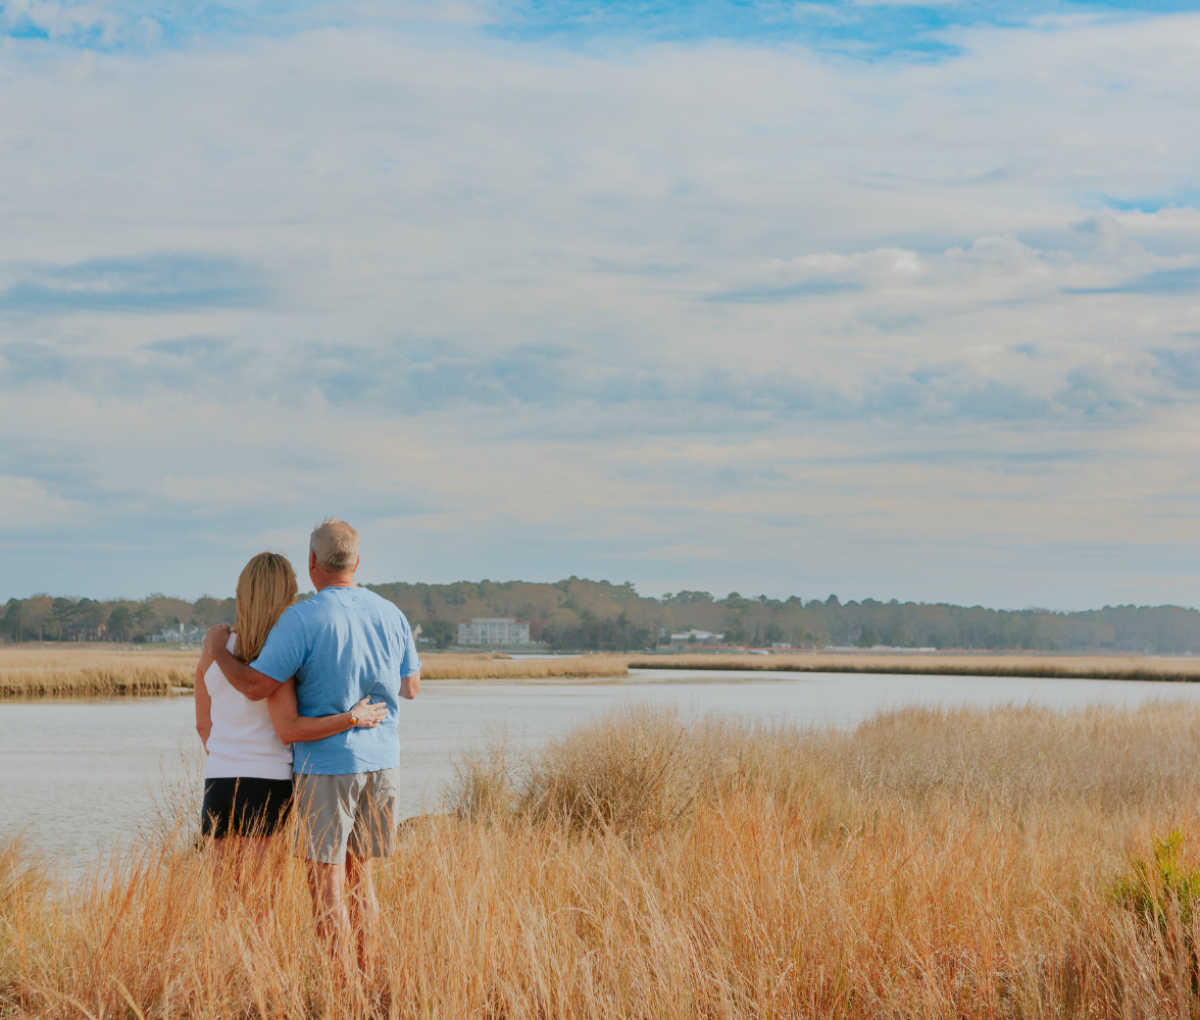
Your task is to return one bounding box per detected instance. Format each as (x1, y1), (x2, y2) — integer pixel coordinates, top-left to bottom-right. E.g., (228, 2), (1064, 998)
(5, 668), (1200, 869)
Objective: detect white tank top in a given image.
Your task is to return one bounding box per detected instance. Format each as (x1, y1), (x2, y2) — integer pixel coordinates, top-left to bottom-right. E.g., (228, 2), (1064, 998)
(202, 633), (294, 780)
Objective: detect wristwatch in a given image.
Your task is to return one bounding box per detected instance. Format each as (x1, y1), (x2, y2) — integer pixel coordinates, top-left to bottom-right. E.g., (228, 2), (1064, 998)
(349, 713), (359, 727)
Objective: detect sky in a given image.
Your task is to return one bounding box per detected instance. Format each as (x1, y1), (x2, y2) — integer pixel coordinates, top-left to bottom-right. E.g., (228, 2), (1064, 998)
(1, 0), (1199, 610)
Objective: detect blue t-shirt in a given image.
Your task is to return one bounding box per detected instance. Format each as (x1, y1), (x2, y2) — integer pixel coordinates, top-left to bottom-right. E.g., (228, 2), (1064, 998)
(251, 586), (421, 776)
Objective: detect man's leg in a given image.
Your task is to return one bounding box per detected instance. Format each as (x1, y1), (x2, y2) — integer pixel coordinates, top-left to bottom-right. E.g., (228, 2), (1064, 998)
(294, 772), (357, 958)
(343, 768), (399, 976)
(345, 854), (379, 974)
(306, 860), (352, 948)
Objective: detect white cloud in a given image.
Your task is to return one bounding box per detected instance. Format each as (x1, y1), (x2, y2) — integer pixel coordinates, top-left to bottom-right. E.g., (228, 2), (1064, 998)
(0, 475), (84, 529)
(0, 11), (1199, 606)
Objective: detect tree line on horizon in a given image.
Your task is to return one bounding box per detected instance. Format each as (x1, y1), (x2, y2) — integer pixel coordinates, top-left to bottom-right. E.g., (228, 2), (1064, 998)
(4, 578), (1200, 654)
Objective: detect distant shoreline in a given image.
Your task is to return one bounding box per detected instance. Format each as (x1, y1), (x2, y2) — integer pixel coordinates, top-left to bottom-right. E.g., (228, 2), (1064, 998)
(5, 645), (1200, 698)
(0, 648), (630, 698)
(628, 652), (1200, 683)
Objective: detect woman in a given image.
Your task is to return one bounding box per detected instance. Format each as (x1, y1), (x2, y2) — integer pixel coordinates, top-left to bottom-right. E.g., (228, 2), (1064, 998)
(194, 551), (386, 864)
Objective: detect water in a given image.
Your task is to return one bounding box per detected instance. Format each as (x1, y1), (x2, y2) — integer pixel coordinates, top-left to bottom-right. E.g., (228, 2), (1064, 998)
(5, 668), (1200, 869)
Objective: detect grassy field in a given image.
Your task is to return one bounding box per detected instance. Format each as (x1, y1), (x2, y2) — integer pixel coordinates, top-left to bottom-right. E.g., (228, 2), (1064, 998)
(631, 650), (1200, 681)
(5, 644), (1199, 698)
(0, 646), (200, 697)
(7, 702), (1200, 1016)
(421, 653), (628, 682)
(0, 646), (629, 696)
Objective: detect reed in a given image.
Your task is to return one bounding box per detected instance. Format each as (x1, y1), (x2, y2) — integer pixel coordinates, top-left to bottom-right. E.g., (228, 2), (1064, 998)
(10, 645), (1191, 698)
(420, 653), (628, 681)
(0, 647), (199, 697)
(0, 648), (629, 697)
(8, 702), (1200, 1016)
(631, 650), (1200, 682)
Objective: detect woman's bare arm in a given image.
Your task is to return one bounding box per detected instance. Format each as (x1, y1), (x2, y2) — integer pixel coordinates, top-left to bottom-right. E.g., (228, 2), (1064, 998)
(194, 651), (213, 751)
(265, 678), (388, 744)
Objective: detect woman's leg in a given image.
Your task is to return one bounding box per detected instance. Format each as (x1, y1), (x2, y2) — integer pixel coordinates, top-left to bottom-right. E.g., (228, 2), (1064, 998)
(213, 835), (281, 923)
(201, 778), (235, 890)
(210, 833), (248, 894)
(202, 779), (290, 907)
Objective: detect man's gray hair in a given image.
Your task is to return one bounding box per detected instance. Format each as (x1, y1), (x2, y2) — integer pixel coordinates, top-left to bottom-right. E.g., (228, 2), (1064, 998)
(310, 517), (360, 573)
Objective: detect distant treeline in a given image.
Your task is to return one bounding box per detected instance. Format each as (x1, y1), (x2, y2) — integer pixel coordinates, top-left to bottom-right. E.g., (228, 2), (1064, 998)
(5, 579), (1200, 654)
(368, 580), (1200, 653)
(1, 593), (235, 644)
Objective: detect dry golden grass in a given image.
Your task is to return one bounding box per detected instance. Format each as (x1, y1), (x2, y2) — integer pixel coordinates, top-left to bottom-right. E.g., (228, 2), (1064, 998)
(631, 650), (1200, 681)
(0, 648), (628, 696)
(0, 646), (199, 697)
(10, 645), (1191, 698)
(9, 702), (1200, 1016)
(420, 653), (628, 681)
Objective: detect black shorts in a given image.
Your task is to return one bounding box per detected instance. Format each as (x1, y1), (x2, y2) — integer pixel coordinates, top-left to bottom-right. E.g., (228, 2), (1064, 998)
(201, 777), (294, 839)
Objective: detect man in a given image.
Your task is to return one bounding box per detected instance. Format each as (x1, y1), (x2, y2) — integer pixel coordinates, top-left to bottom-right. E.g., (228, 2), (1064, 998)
(203, 517), (421, 967)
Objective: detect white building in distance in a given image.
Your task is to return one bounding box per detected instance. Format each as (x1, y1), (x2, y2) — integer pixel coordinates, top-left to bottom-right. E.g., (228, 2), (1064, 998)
(668, 629), (725, 647)
(458, 617), (531, 646)
(150, 623), (205, 644)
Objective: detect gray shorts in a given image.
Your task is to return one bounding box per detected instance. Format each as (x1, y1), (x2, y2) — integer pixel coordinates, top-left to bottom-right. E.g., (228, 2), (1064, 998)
(292, 768), (400, 864)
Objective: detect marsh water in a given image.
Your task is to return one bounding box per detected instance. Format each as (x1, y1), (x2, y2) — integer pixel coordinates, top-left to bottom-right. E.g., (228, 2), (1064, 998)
(6, 667), (1200, 871)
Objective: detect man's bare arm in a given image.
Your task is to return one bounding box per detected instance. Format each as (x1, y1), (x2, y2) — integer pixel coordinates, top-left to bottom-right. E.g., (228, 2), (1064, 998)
(202, 624), (281, 703)
(400, 669), (420, 700)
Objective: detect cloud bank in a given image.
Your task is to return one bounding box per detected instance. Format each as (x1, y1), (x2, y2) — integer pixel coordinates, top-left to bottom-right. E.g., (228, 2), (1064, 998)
(1, 0), (1199, 608)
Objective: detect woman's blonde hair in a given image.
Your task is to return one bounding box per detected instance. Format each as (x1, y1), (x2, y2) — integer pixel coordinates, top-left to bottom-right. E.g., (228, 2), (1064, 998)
(233, 552), (298, 663)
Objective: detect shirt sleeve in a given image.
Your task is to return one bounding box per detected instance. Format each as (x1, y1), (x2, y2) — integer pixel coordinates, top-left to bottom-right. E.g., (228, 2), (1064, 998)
(249, 608), (306, 683)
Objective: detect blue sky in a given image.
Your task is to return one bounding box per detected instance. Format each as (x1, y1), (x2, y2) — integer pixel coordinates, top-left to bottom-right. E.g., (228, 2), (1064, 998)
(2, 0), (1200, 609)
(4, 0), (1198, 51)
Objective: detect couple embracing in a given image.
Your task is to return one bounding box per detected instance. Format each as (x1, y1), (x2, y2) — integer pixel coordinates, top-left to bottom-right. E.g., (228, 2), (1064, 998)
(194, 517), (420, 964)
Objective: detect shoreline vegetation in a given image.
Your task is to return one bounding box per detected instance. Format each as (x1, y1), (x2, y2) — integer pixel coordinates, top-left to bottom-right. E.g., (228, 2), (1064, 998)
(0, 648), (632, 697)
(421, 654), (630, 682)
(630, 651), (1200, 682)
(0, 647), (200, 697)
(6, 645), (1200, 697)
(8, 702), (1200, 1016)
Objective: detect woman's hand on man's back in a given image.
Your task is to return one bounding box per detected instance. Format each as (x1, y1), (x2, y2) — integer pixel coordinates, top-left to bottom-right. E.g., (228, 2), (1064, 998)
(351, 696), (389, 728)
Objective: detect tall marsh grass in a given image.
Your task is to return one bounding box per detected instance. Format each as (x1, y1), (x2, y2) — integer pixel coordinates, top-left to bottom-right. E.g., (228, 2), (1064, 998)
(634, 650), (1200, 681)
(0, 647), (198, 697)
(420, 653), (628, 681)
(10, 645), (1192, 698)
(9, 702), (1200, 1016)
(0, 648), (628, 697)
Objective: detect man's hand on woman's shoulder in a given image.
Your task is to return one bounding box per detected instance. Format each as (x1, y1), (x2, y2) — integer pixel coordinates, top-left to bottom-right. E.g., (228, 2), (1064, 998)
(203, 623), (232, 656)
